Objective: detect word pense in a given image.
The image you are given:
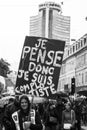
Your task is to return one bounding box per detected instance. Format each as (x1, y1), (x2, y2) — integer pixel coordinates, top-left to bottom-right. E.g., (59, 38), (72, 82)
(15, 36), (65, 98)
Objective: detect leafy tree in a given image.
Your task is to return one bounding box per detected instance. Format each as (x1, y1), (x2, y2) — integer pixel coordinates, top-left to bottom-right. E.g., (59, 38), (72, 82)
(0, 82), (4, 93)
(0, 58), (10, 77)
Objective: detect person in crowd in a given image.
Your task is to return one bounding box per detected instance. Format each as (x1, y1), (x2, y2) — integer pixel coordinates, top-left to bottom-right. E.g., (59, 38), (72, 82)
(62, 102), (76, 130)
(85, 103), (87, 125)
(81, 105), (86, 125)
(74, 100), (82, 130)
(43, 102), (59, 130)
(81, 99), (87, 126)
(38, 103), (44, 120)
(2, 95), (20, 130)
(11, 94), (43, 130)
(0, 105), (5, 130)
(55, 96), (65, 130)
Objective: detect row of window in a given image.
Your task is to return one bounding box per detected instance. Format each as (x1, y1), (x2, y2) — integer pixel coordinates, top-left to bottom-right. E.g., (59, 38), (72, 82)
(61, 51), (87, 75)
(64, 36), (87, 59)
(60, 60), (75, 75)
(76, 53), (87, 68)
(39, 3), (61, 8)
(76, 71), (87, 86)
(58, 71), (87, 90)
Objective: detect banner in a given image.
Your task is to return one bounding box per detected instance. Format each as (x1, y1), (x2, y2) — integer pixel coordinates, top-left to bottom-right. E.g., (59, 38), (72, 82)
(15, 36), (65, 98)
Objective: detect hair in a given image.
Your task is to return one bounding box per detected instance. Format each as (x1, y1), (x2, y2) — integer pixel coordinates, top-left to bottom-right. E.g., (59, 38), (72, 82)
(65, 102), (71, 108)
(19, 94), (30, 112)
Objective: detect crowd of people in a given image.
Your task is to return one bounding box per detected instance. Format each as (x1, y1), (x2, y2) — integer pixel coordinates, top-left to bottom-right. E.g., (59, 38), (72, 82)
(0, 93), (87, 130)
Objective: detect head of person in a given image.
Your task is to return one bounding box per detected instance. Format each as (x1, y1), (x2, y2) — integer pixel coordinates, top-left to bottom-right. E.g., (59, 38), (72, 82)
(9, 97), (15, 104)
(49, 104), (55, 111)
(56, 96), (62, 105)
(19, 94), (31, 113)
(14, 92), (22, 104)
(65, 102), (71, 111)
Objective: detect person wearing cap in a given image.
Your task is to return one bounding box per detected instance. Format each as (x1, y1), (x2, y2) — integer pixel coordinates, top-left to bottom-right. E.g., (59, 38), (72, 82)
(11, 94), (42, 130)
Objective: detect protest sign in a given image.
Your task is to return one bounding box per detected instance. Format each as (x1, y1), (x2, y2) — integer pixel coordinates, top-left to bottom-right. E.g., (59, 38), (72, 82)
(15, 36), (65, 98)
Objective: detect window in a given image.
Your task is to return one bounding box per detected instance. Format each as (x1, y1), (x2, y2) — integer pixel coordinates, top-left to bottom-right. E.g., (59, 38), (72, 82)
(80, 55), (85, 66)
(85, 53), (87, 64)
(81, 40), (83, 47)
(73, 46), (75, 53)
(76, 55), (85, 68)
(84, 38), (86, 45)
(70, 47), (72, 54)
(82, 73), (84, 84)
(76, 44), (78, 50)
(68, 50), (69, 56)
(78, 42), (80, 49)
(85, 72), (87, 83)
(77, 73), (82, 86)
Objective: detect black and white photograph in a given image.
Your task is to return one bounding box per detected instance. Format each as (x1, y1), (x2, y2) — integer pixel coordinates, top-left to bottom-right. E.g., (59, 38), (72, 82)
(0, 0), (87, 130)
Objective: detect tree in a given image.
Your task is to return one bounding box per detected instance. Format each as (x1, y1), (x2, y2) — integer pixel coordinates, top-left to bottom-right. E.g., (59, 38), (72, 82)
(0, 58), (10, 77)
(0, 82), (4, 93)
(85, 17), (87, 21)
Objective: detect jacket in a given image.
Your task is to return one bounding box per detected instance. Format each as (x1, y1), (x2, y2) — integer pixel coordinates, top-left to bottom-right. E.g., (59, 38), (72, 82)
(12, 109), (43, 130)
(3, 99), (20, 130)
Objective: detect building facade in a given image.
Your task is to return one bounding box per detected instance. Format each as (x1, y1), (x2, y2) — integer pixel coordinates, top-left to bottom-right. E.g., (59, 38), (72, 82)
(30, 2), (70, 46)
(58, 34), (87, 92)
(29, 2), (87, 93)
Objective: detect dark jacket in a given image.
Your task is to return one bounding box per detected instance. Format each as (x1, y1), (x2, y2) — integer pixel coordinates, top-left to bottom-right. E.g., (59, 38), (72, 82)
(43, 104), (58, 126)
(3, 99), (20, 130)
(12, 109), (43, 130)
(55, 102), (65, 124)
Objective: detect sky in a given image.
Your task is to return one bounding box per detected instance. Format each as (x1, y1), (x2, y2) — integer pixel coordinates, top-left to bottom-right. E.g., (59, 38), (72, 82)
(0, 0), (87, 71)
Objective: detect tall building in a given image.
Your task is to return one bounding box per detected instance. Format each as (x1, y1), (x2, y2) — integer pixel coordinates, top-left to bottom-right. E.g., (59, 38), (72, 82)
(30, 2), (70, 46)
(58, 34), (87, 93)
(29, 2), (87, 93)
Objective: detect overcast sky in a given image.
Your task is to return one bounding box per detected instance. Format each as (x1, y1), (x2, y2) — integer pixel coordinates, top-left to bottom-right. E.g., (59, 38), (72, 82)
(0, 0), (87, 71)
